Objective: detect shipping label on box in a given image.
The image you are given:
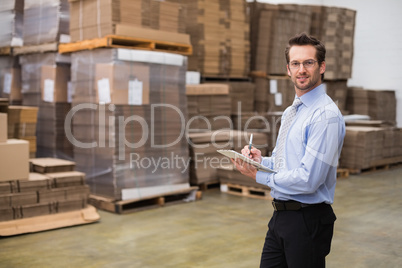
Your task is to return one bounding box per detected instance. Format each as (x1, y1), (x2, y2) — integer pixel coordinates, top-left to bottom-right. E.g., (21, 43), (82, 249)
(2, 68), (22, 101)
(95, 63), (150, 105)
(41, 65), (71, 103)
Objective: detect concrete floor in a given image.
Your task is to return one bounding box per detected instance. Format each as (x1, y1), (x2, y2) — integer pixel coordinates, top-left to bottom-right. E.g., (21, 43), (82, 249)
(1, 167), (402, 268)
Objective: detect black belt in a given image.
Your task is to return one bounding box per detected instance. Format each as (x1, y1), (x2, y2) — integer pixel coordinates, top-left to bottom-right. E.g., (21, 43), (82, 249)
(271, 200), (319, 211)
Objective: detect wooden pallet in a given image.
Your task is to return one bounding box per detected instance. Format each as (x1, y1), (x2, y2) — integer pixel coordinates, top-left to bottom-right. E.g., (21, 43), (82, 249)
(0, 46), (12, 55)
(347, 156), (402, 175)
(220, 183), (272, 200)
(13, 42), (59, 55)
(197, 180), (221, 191)
(58, 35), (192, 55)
(337, 168), (349, 178)
(89, 187), (201, 214)
(0, 205), (100, 236)
(248, 70), (267, 78)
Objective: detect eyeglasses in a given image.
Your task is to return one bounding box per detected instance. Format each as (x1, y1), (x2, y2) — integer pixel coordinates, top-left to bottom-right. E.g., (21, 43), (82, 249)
(289, 60), (317, 69)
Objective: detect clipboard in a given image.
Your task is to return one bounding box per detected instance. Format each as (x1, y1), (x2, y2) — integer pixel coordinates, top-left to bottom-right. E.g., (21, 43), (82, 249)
(217, 149), (276, 173)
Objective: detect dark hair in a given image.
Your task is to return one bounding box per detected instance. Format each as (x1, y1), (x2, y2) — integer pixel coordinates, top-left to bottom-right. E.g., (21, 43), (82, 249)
(285, 33), (326, 80)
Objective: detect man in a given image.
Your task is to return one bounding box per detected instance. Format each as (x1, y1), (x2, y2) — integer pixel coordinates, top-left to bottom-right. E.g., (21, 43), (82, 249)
(232, 33), (345, 267)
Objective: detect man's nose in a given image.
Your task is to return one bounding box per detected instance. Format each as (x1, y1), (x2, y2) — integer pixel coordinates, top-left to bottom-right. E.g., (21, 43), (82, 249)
(298, 64), (307, 72)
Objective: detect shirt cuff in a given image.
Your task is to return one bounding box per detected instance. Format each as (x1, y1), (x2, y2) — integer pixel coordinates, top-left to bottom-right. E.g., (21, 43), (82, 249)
(256, 171), (272, 186)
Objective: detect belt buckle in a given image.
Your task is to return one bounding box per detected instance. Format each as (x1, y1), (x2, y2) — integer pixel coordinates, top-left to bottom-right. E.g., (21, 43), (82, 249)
(272, 201), (278, 211)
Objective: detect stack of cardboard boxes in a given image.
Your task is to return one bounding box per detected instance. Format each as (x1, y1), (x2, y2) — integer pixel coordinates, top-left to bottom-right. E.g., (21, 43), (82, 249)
(188, 130), (269, 186)
(323, 80), (349, 114)
(346, 87), (369, 115)
(250, 3), (312, 76)
(36, 64), (73, 160)
(249, 3), (356, 114)
(7, 105), (38, 158)
(188, 131), (232, 185)
(23, 0), (70, 46)
(339, 126), (402, 171)
(69, 0), (186, 42)
(310, 6), (356, 80)
(367, 90), (397, 124)
(0, 0), (24, 48)
(69, 48), (191, 201)
(346, 88), (397, 124)
(0, 111), (29, 182)
(0, 156), (99, 235)
(186, 84), (232, 130)
(183, 0), (250, 77)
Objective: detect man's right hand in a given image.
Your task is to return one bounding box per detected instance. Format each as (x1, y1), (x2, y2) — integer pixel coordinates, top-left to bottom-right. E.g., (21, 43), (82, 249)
(241, 145), (262, 164)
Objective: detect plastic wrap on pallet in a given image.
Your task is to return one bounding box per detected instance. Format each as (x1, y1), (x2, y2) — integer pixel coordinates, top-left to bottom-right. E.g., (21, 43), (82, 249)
(0, 56), (22, 103)
(0, 0), (24, 47)
(23, 0), (70, 46)
(19, 52), (70, 106)
(69, 48), (190, 200)
(18, 52), (71, 158)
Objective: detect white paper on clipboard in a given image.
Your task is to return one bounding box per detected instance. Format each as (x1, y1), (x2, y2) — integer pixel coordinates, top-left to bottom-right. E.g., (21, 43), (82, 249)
(217, 149), (276, 173)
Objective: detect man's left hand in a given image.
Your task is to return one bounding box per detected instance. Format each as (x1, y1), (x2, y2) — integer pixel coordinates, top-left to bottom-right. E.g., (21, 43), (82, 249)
(231, 158), (258, 180)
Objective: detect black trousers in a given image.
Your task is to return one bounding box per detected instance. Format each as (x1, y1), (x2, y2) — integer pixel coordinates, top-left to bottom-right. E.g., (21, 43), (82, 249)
(260, 203), (336, 268)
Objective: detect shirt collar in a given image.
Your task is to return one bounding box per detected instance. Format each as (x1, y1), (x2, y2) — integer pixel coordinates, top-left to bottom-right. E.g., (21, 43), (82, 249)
(298, 83), (326, 108)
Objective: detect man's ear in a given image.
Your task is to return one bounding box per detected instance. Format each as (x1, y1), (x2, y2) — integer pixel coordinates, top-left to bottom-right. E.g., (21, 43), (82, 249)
(320, 61), (326, 74)
(287, 65), (291, 76)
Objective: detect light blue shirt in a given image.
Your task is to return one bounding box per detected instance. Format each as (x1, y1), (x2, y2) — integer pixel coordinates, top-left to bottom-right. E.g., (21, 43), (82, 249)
(256, 84), (345, 204)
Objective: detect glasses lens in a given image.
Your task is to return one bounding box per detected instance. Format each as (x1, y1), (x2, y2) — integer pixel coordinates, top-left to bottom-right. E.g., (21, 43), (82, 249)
(304, 60), (316, 68)
(290, 62), (300, 69)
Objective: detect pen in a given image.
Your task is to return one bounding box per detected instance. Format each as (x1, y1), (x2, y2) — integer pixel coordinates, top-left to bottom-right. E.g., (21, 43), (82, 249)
(248, 134), (253, 157)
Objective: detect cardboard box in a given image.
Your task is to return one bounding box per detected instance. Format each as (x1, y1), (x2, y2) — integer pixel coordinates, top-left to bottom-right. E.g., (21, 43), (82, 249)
(30, 158), (76, 174)
(17, 177), (51, 193)
(41, 65), (71, 103)
(46, 171), (85, 188)
(95, 63), (150, 105)
(0, 113), (7, 143)
(0, 139), (29, 181)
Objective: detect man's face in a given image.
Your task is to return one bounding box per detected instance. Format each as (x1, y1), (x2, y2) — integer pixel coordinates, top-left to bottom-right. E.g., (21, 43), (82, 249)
(287, 45), (325, 93)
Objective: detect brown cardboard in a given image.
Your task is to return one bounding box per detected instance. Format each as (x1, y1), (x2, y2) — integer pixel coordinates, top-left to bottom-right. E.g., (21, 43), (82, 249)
(38, 188), (66, 203)
(41, 65), (71, 103)
(9, 192), (38, 206)
(0, 208), (14, 222)
(57, 199), (87, 213)
(0, 113), (7, 142)
(0, 139), (29, 181)
(7, 106), (38, 124)
(0, 205), (100, 236)
(19, 203), (52, 219)
(0, 181), (13, 194)
(95, 63), (150, 105)
(46, 171), (85, 188)
(30, 158), (76, 174)
(115, 24), (191, 45)
(17, 177), (51, 192)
